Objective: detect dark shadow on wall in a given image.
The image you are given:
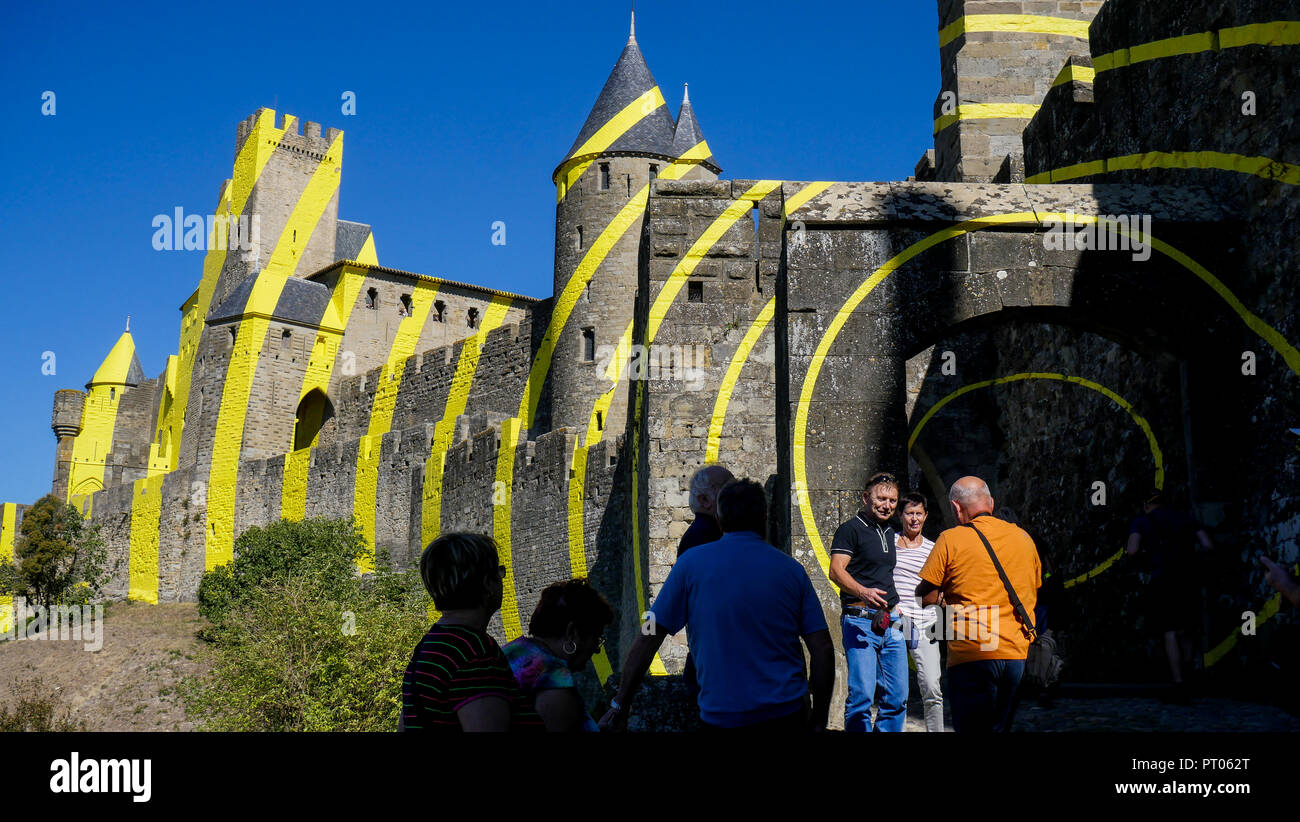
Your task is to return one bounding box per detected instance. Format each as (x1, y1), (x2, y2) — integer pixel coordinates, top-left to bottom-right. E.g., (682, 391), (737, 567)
(882, 185), (1278, 684)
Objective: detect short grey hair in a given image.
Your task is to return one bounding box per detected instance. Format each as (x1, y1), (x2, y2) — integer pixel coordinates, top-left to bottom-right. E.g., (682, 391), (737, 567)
(949, 478), (992, 506)
(688, 465), (735, 513)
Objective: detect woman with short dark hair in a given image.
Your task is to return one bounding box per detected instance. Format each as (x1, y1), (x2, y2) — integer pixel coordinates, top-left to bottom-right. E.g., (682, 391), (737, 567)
(504, 578), (615, 731)
(400, 533), (543, 732)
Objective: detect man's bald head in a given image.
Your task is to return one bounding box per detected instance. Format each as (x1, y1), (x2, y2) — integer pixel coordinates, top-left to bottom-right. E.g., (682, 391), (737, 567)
(689, 465), (735, 518)
(949, 476), (995, 523)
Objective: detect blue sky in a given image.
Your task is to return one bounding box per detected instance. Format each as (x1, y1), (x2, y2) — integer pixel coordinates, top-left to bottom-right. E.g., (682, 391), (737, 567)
(0, 0), (940, 504)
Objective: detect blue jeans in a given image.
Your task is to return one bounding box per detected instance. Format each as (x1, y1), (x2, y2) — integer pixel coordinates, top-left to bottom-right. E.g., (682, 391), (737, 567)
(841, 612), (908, 732)
(947, 659), (1024, 733)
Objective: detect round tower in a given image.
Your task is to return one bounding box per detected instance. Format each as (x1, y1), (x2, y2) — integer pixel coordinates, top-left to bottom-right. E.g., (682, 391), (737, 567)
(50, 388), (86, 499)
(548, 15), (722, 438)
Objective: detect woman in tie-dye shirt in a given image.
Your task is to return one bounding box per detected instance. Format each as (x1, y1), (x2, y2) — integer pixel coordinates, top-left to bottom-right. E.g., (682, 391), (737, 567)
(504, 578), (614, 732)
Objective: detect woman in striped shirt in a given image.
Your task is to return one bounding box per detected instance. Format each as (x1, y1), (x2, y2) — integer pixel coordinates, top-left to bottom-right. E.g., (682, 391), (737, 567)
(892, 492), (945, 732)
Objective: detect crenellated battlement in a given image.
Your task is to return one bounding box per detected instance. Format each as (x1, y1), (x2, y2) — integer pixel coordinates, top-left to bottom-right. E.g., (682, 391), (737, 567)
(234, 108), (342, 165)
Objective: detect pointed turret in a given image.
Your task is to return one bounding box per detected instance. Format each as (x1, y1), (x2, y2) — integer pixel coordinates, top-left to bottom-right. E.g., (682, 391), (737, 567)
(553, 13), (677, 189)
(88, 322), (145, 389)
(671, 84), (721, 174)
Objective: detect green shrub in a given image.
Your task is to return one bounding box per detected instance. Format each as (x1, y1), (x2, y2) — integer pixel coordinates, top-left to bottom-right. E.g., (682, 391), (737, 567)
(187, 517), (431, 731)
(0, 678), (86, 732)
(185, 572), (428, 731)
(197, 517), (365, 627)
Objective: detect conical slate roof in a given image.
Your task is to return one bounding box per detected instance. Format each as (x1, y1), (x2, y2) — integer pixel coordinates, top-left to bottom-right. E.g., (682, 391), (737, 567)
(89, 326), (145, 388)
(671, 84), (721, 173)
(554, 16), (677, 181)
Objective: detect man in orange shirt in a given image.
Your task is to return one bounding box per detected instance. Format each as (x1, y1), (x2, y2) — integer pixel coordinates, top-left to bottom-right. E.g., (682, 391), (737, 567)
(916, 476), (1041, 733)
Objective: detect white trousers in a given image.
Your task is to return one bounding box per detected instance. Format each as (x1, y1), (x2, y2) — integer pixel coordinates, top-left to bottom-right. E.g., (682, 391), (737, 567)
(909, 633), (945, 732)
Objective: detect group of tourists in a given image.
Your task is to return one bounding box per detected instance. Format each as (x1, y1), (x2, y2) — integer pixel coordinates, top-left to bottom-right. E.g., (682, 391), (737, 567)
(399, 461), (1291, 732)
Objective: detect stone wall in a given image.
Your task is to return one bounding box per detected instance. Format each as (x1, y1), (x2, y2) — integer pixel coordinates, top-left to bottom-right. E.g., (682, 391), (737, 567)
(640, 178), (784, 673)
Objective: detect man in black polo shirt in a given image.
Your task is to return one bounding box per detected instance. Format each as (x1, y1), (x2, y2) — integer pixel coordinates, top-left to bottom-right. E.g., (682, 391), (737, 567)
(829, 472), (907, 732)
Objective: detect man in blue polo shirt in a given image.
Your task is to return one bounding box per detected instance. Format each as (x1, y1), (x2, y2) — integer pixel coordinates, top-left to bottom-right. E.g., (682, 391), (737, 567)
(600, 479), (834, 731)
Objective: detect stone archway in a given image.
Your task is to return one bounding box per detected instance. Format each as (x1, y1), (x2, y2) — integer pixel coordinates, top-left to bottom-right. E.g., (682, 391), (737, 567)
(292, 389), (334, 452)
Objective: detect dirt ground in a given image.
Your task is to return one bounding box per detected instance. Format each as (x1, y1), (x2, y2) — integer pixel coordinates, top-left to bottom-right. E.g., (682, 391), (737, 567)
(0, 601), (207, 731)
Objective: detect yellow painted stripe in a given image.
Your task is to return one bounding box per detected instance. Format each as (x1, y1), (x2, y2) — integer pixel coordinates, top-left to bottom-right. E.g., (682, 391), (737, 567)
(281, 448), (312, 522)
(280, 263), (369, 521)
(939, 14), (1091, 48)
(1095, 20), (1300, 73)
(352, 280), (437, 570)
(705, 298), (775, 464)
(1222, 20), (1300, 48)
(704, 182), (833, 466)
(1061, 549), (1125, 590)
(525, 144), (711, 432)
(493, 417), (524, 638)
(935, 103), (1041, 134)
(906, 371), (1162, 589)
(566, 445), (592, 578)
(793, 212), (1300, 582)
(66, 383), (126, 516)
(205, 132), (343, 570)
(128, 113), (290, 601)
(907, 372), (1163, 485)
(160, 110), (287, 473)
(783, 181), (833, 219)
(421, 295), (514, 547)
(625, 181), (780, 612)
(492, 145), (715, 650)
(0, 503), (16, 633)
(556, 87), (668, 202)
(1052, 63), (1096, 87)
(561, 181), (780, 674)
(128, 474), (164, 604)
(1204, 564), (1298, 667)
(1027, 150), (1300, 186)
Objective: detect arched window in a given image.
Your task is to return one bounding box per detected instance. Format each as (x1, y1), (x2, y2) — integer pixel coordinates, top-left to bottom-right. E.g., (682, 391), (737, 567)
(433, 300), (446, 322)
(582, 327), (595, 362)
(575, 225), (584, 250)
(467, 307), (479, 329)
(281, 329), (291, 349)
(366, 288), (378, 310)
(292, 389), (335, 451)
(399, 294), (412, 317)
(599, 163), (611, 191)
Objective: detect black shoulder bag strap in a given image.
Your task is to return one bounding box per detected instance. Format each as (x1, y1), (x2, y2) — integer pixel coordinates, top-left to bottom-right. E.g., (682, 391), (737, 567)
(963, 522), (1038, 643)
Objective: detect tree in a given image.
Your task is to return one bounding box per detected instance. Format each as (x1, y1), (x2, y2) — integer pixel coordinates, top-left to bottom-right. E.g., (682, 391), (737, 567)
(187, 517), (429, 730)
(0, 495), (108, 610)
